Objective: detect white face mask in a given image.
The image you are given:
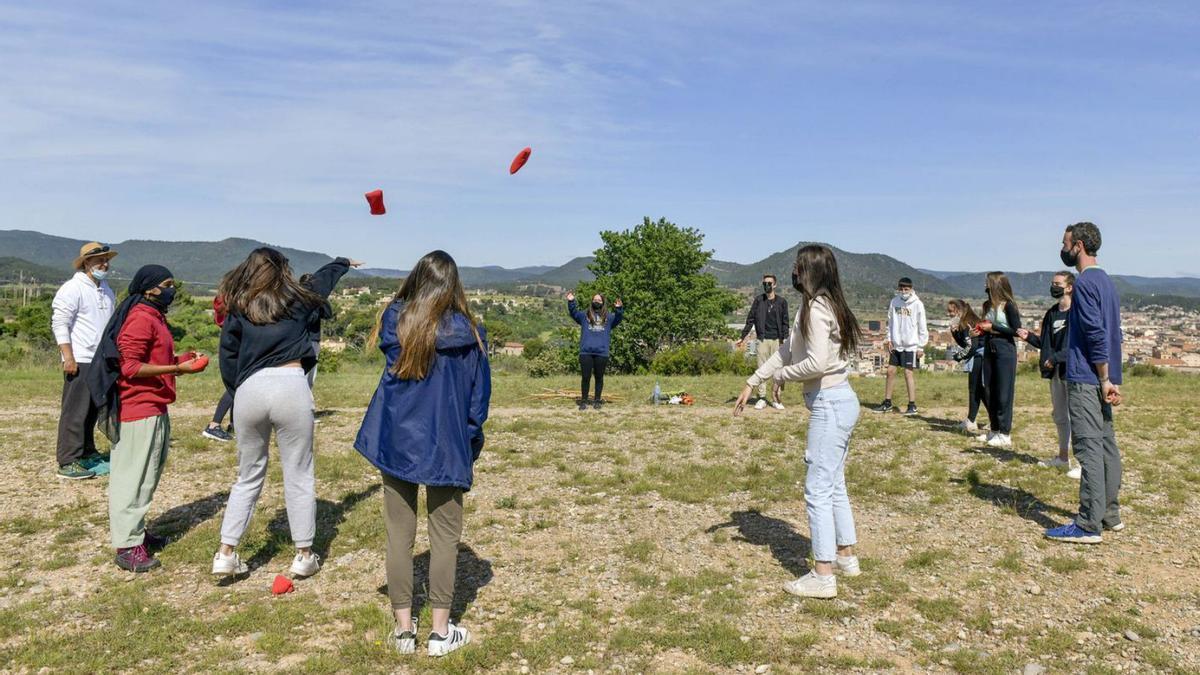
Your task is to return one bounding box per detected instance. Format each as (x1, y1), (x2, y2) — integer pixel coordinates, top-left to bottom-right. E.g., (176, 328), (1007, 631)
(898, 291), (912, 300)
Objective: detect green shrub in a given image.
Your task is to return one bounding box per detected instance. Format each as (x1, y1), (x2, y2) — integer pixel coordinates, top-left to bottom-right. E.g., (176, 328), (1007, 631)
(522, 337), (547, 361)
(1127, 363), (1167, 378)
(650, 342), (752, 376)
(527, 349), (568, 378)
(317, 347), (343, 374)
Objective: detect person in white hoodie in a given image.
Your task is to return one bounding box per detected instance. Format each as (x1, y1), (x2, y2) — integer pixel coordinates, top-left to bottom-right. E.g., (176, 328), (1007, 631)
(873, 277), (928, 416)
(734, 244), (864, 600)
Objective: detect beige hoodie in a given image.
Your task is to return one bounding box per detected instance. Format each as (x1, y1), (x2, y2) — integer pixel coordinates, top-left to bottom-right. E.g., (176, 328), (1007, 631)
(746, 296), (849, 394)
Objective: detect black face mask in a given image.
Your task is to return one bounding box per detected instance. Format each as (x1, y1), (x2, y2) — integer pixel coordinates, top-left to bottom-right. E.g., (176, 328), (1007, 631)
(1050, 286), (1065, 299)
(151, 286), (177, 308)
(791, 272), (803, 293)
(763, 282), (773, 294)
(591, 301), (603, 311)
(1060, 244), (1079, 268)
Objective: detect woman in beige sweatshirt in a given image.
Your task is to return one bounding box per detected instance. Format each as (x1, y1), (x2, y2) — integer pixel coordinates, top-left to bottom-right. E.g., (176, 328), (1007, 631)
(734, 244), (864, 599)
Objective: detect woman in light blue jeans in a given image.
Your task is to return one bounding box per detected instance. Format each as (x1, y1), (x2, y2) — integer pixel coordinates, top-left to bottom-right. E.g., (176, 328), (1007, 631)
(735, 244), (864, 599)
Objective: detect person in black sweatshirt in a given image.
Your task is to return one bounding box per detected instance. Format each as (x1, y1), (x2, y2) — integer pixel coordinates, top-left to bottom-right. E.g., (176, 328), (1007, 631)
(975, 272), (1021, 449)
(735, 274), (790, 409)
(947, 299), (987, 434)
(211, 249), (359, 578)
(1017, 271), (1078, 478)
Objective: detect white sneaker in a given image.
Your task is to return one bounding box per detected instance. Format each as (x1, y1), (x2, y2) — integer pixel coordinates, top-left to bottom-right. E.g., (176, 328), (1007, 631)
(428, 623), (471, 657)
(783, 571), (837, 599)
(771, 401), (785, 410)
(754, 399), (767, 410)
(392, 618), (418, 655)
(833, 555), (862, 577)
(959, 420), (979, 434)
(987, 433), (1012, 449)
(1106, 522), (1125, 532)
(211, 550), (248, 575)
(975, 432), (995, 443)
(1040, 456), (1070, 470)
(290, 552), (321, 577)
(1067, 465), (1081, 480)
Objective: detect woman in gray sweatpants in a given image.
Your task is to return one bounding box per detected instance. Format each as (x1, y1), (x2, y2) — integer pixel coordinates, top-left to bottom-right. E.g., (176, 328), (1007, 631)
(211, 248), (358, 577)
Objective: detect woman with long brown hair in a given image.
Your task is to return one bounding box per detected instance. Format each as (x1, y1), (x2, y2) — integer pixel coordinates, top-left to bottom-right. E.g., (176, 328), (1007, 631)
(354, 250), (491, 657)
(211, 247), (359, 578)
(976, 272), (1022, 448)
(734, 244), (864, 599)
(947, 299), (987, 433)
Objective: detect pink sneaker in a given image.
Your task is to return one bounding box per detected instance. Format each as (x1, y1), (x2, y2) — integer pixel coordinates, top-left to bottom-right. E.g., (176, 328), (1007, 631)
(115, 544), (161, 573)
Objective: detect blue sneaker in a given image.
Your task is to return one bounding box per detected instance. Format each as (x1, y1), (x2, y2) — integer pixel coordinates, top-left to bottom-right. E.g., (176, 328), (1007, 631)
(81, 453), (111, 477)
(1045, 523), (1102, 544)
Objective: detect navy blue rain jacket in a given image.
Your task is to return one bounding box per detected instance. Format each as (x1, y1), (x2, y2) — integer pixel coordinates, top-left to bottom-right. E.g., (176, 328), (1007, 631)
(354, 301), (491, 490)
(569, 299), (623, 357)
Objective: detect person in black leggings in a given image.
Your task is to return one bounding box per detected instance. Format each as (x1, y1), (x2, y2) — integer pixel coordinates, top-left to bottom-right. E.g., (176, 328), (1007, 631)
(977, 272), (1021, 449)
(567, 291), (624, 410)
(947, 299), (987, 434)
(203, 294), (234, 442)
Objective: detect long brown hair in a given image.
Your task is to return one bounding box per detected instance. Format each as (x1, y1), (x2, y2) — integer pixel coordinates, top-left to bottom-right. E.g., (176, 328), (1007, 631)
(376, 250), (482, 380)
(586, 293), (607, 325)
(947, 299), (980, 330)
(790, 244), (861, 359)
(218, 247), (324, 324)
(982, 271), (1017, 317)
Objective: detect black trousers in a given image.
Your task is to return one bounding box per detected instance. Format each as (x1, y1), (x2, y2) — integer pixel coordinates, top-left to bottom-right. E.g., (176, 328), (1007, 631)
(56, 362), (99, 466)
(580, 354), (609, 401)
(212, 390), (234, 425)
(983, 346), (1017, 434)
(966, 355), (988, 423)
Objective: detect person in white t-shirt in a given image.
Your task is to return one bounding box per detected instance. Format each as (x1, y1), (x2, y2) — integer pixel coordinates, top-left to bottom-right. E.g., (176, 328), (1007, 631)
(51, 242), (118, 480)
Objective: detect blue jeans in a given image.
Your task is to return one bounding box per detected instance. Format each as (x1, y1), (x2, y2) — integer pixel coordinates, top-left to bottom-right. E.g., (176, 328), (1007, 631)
(803, 382), (860, 562)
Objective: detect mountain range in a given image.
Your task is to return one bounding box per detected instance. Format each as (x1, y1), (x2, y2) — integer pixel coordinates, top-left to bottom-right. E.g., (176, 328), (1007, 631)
(4, 229), (1199, 302)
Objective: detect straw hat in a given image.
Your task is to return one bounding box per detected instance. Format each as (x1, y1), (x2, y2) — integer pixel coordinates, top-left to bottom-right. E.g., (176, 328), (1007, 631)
(72, 242), (118, 270)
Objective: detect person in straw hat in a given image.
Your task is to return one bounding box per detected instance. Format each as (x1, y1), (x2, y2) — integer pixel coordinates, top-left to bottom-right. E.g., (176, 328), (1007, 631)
(50, 242), (118, 479)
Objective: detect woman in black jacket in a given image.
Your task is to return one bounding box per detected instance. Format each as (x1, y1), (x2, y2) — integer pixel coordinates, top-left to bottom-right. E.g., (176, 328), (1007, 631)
(947, 299), (987, 434)
(1017, 271), (1078, 478)
(976, 272), (1021, 449)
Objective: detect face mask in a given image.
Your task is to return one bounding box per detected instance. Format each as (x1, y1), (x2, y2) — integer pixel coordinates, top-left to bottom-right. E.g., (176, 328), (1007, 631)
(151, 286), (177, 308)
(1050, 286), (1065, 299)
(90, 267), (109, 281)
(898, 291), (912, 300)
(591, 301), (603, 311)
(763, 282), (773, 293)
(791, 272), (803, 293)
(984, 288), (990, 298)
(1060, 243), (1079, 268)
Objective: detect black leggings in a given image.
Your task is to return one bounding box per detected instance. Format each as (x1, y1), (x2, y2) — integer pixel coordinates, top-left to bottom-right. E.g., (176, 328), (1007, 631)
(580, 354), (609, 401)
(966, 355), (987, 423)
(212, 390), (234, 425)
(983, 347), (1017, 434)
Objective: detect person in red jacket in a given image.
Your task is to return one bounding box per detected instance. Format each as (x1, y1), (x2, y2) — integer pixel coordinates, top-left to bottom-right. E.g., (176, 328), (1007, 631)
(92, 265), (208, 572)
(203, 294), (234, 442)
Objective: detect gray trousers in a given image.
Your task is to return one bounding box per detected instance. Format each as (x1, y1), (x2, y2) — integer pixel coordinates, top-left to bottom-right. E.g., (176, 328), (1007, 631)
(57, 361), (99, 466)
(1049, 371), (1071, 452)
(1069, 382), (1121, 534)
(219, 368), (316, 548)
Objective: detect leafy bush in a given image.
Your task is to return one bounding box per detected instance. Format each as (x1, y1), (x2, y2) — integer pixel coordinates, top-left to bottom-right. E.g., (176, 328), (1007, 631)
(0, 337), (32, 366)
(1128, 363), (1167, 378)
(527, 349), (569, 378)
(650, 342), (753, 376)
(317, 347), (343, 374)
(522, 337), (547, 361)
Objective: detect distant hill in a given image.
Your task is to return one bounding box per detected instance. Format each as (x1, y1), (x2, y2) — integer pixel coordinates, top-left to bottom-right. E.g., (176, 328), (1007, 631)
(524, 256), (597, 286)
(0, 257), (71, 284)
(932, 269), (1200, 300)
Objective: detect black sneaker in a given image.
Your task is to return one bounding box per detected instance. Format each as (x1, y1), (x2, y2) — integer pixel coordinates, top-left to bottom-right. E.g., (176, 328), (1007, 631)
(578, 400), (589, 411)
(58, 461), (96, 480)
(202, 425), (233, 442)
(593, 399), (603, 410)
(872, 400), (894, 413)
(904, 402), (918, 416)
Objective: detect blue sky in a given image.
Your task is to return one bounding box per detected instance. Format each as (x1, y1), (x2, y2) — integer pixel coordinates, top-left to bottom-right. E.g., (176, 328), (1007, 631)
(1, 1), (1197, 275)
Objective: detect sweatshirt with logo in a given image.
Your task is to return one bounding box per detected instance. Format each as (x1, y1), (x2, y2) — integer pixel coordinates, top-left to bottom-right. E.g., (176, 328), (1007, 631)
(887, 293), (928, 352)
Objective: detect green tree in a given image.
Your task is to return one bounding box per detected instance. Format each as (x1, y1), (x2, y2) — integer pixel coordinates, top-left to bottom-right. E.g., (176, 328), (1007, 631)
(483, 319), (513, 356)
(578, 217), (738, 371)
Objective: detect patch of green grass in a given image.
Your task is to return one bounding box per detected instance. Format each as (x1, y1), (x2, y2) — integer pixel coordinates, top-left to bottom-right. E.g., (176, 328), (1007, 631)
(622, 538), (655, 564)
(994, 548), (1023, 572)
(875, 619), (907, 639)
(915, 597), (961, 622)
(904, 547), (951, 570)
(1044, 554), (1087, 574)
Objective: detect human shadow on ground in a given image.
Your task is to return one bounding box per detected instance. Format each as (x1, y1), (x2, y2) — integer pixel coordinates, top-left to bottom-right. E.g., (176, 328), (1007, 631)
(949, 477), (1073, 529)
(219, 483), (381, 585)
(150, 490), (229, 541)
(961, 444), (1042, 465)
(707, 510), (811, 577)
(375, 544), (495, 622)
(911, 414), (970, 436)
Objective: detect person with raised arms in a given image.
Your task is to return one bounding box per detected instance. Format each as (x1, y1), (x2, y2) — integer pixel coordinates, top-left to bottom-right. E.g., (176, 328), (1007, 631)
(51, 242), (118, 479)
(88, 264), (209, 572)
(1018, 271), (1080, 479)
(734, 244), (864, 599)
(1046, 222), (1125, 544)
(354, 251), (490, 657)
(567, 291), (623, 410)
(210, 249), (359, 578)
(975, 272), (1022, 449)
(947, 299), (988, 434)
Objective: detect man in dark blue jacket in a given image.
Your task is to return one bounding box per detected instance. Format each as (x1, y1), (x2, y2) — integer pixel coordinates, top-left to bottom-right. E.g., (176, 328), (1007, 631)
(1046, 222), (1124, 545)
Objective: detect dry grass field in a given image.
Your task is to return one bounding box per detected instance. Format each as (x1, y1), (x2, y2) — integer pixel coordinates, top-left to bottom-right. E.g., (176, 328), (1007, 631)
(0, 364), (1197, 673)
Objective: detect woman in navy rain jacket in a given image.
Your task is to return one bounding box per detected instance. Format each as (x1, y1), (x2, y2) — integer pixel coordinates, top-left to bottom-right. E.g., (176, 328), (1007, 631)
(354, 250), (490, 657)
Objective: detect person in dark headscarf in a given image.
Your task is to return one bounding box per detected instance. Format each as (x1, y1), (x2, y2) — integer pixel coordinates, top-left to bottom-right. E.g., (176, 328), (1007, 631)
(89, 264), (209, 573)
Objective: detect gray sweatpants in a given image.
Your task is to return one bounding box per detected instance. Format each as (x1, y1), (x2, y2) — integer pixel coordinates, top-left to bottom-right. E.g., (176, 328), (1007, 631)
(1049, 371), (1071, 453)
(1069, 382), (1121, 534)
(219, 367), (316, 548)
